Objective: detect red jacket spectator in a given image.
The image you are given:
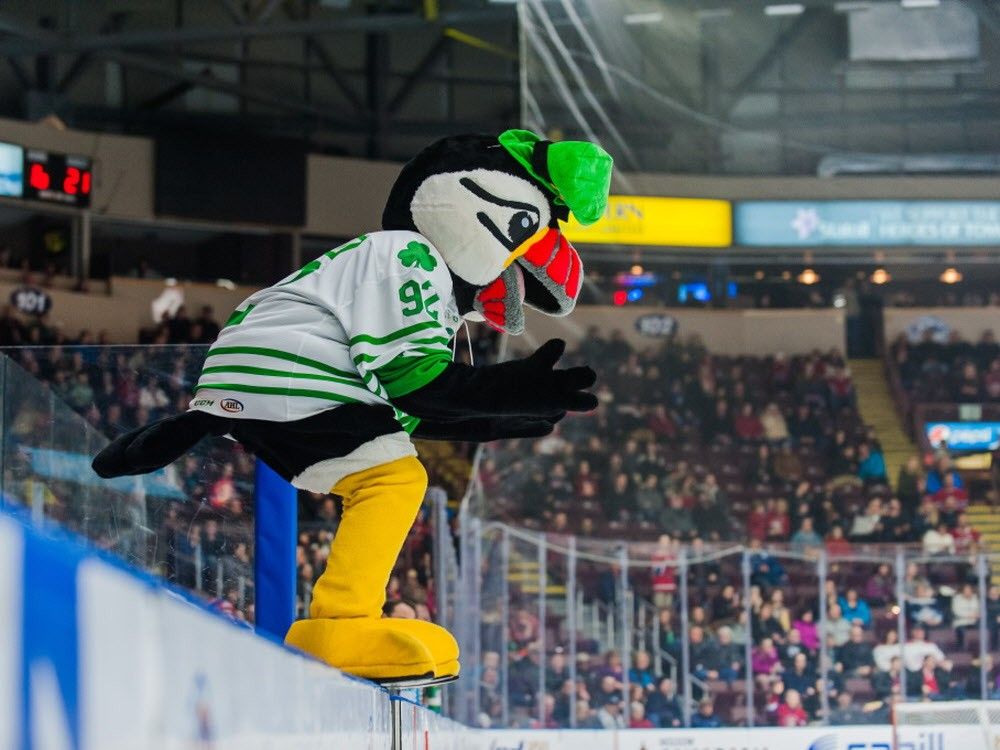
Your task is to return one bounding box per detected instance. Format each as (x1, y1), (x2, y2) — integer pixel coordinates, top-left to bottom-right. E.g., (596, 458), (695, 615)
(776, 701), (808, 727)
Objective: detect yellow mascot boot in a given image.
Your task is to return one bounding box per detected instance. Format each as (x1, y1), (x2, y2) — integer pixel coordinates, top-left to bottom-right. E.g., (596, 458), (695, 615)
(284, 456), (460, 681)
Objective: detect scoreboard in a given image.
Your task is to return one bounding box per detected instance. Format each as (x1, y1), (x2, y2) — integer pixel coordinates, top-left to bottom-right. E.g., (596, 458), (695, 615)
(24, 149), (93, 208)
(0, 140), (93, 208)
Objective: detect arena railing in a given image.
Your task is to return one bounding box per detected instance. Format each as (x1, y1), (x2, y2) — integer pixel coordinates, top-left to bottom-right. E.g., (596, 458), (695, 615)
(438, 460), (1000, 729)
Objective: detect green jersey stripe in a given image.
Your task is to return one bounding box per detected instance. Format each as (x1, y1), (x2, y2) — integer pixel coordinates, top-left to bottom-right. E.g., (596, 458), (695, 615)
(205, 346), (361, 380)
(348, 321), (442, 347)
(325, 234), (367, 260)
(193, 382), (362, 404)
(200, 364), (370, 391)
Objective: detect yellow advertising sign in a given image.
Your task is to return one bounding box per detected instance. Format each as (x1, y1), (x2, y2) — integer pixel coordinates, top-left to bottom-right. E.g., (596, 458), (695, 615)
(562, 195), (732, 247)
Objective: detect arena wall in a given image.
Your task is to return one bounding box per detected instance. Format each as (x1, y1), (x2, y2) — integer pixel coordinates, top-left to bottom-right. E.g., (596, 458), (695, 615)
(520, 305), (846, 355)
(0, 508), (469, 750)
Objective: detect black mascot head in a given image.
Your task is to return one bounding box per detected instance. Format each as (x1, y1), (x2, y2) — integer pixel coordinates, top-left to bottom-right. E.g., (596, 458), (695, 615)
(382, 129), (612, 335)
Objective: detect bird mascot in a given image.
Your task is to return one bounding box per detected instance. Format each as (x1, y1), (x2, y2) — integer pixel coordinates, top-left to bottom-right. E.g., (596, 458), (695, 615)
(93, 129), (612, 683)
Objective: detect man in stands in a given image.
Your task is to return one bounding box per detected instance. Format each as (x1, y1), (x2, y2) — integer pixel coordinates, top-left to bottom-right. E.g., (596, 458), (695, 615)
(871, 655), (904, 700)
(836, 624), (874, 676)
(690, 698), (722, 728)
(646, 677), (682, 728)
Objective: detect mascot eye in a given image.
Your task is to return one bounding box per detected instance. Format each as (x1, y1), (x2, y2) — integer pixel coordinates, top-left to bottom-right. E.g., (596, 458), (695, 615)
(507, 211), (539, 246)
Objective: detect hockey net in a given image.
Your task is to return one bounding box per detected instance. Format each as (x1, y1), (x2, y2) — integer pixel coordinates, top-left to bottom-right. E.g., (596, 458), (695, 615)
(894, 701), (1000, 750)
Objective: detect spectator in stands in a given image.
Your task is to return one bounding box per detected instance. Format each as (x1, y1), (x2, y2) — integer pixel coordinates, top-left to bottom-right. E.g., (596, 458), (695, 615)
(660, 493), (696, 540)
(923, 521), (956, 556)
(733, 403), (764, 442)
(596, 695), (626, 730)
(907, 654), (954, 700)
(838, 589), (872, 629)
(629, 650), (656, 692)
(629, 701), (653, 729)
(871, 655), (904, 700)
(926, 457), (963, 495)
(752, 637), (783, 688)
(932, 473), (969, 509)
(825, 525), (852, 555)
(901, 626), (947, 672)
(864, 563), (894, 607)
(952, 583), (981, 648)
(836, 624), (874, 676)
(952, 513), (980, 553)
(761, 403), (789, 443)
(857, 443), (887, 484)
(878, 499), (911, 544)
(792, 608), (819, 652)
(908, 581), (945, 627)
(790, 517), (822, 551)
(952, 361), (983, 402)
(775, 688), (809, 727)
(849, 498), (883, 542)
(896, 456), (924, 512)
(823, 603), (851, 647)
(690, 698), (722, 728)
(830, 692), (868, 725)
(647, 677), (682, 728)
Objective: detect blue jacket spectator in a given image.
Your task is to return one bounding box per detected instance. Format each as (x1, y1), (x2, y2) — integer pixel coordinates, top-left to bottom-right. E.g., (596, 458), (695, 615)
(839, 590), (872, 628)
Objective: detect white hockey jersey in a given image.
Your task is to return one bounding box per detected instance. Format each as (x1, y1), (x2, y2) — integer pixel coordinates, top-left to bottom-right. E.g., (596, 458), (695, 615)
(190, 230), (460, 432)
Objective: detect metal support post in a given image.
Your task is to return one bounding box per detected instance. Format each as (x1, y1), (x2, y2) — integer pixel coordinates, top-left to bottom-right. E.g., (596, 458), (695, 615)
(680, 548), (691, 727)
(567, 535), (578, 728)
(817, 550), (830, 724)
(537, 533), (547, 726)
(978, 553), (989, 700)
(619, 544), (631, 711)
(500, 527), (510, 727)
(741, 549), (754, 727)
(895, 549), (907, 703)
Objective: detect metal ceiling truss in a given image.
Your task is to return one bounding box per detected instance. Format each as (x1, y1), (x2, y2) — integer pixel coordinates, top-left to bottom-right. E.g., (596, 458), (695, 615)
(0, 2), (519, 158)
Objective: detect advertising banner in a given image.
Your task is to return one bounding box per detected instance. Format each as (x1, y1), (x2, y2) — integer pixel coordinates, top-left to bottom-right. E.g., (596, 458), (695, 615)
(562, 195), (732, 247)
(734, 201), (1000, 247)
(925, 422), (1000, 451)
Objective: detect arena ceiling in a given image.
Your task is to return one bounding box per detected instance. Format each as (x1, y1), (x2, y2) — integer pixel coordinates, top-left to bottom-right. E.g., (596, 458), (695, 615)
(0, 0), (995, 173)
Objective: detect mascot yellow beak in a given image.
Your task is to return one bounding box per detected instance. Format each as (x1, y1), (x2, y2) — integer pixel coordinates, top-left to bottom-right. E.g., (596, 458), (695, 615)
(502, 227), (549, 269)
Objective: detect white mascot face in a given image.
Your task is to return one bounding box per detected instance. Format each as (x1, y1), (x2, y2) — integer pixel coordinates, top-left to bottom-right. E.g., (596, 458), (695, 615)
(409, 168), (553, 286)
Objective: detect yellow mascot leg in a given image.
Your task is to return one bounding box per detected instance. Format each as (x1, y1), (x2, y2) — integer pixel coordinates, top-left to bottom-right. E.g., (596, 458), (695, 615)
(284, 456), (460, 681)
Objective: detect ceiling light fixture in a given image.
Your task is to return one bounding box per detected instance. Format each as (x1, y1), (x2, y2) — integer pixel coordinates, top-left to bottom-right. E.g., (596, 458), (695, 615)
(940, 267), (963, 284)
(901, 0), (939, 8)
(834, 1), (872, 10)
(871, 268), (891, 285)
(765, 3), (805, 16)
(797, 268), (820, 285)
(630, 264), (644, 276)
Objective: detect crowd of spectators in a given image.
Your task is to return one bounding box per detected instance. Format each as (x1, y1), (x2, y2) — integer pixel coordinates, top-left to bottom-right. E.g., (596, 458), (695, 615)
(481, 330), (964, 550)
(478, 535), (999, 729)
(891, 330), (1000, 405)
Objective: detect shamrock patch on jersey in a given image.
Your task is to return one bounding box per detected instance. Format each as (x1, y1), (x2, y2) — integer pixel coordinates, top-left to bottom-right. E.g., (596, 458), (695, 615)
(398, 241), (437, 272)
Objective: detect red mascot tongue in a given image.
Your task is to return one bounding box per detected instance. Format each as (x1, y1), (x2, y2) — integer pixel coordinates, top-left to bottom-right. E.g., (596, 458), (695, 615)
(473, 228), (583, 335)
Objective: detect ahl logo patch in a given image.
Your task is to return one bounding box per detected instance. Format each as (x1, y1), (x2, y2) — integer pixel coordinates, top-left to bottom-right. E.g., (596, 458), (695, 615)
(220, 398), (244, 413)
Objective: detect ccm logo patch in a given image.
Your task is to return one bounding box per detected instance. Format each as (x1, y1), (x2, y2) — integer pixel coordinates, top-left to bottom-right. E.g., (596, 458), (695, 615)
(220, 398), (244, 413)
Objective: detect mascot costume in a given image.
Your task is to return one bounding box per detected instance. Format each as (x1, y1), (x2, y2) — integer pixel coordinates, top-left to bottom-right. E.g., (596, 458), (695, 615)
(93, 129), (612, 683)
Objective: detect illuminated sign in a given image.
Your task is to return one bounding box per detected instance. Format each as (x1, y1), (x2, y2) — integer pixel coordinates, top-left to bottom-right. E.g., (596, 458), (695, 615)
(0, 141), (23, 197)
(926, 422), (1000, 451)
(735, 200), (1000, 246)
(562, 195), (732, 247)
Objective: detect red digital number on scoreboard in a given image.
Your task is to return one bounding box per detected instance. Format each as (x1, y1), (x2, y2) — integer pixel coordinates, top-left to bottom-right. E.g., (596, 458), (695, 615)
(63, 167), (91, 195)
(29, 163), (50, 191)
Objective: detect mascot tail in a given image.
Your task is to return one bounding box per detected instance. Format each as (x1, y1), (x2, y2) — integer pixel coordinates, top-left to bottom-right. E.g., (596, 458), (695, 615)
(92, 411), (225, 478)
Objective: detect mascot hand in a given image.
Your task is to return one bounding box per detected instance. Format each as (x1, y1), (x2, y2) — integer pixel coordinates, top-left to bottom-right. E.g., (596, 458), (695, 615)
(518, 339), (597, 414)
(393, 338), (596, 420)
(413, 412), (566, 442)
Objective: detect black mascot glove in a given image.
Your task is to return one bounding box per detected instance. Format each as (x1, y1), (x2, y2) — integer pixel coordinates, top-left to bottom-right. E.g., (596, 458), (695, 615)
(412, 411), (566, 442)
(393, 339), (597, 420)
(92, 411), (229, 478)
